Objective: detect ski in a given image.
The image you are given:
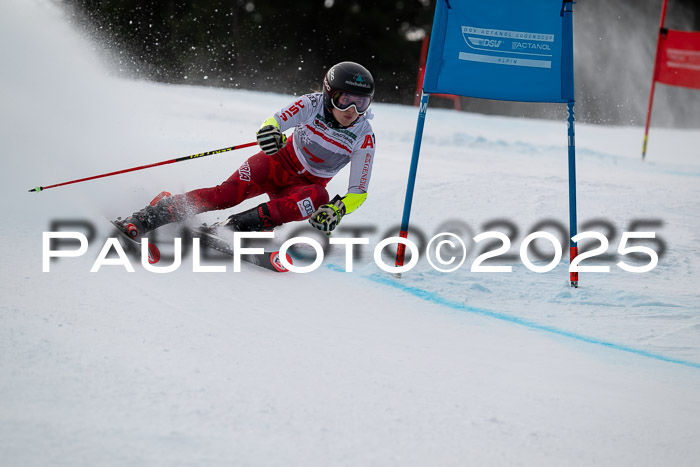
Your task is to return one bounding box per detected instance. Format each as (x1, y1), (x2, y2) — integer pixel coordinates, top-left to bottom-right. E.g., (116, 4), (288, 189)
(186, 224), (292, 273)
(108, 219), (161, 264)
(107, 190), (289, 272)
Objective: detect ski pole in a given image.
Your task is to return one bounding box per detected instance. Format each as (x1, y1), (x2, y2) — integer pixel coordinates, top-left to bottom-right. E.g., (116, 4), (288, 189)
(28, 141), (258, 193)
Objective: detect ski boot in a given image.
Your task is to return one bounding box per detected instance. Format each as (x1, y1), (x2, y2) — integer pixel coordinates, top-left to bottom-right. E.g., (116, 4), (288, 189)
(218, 202), (277, 232)
(116, 192), (186, 239)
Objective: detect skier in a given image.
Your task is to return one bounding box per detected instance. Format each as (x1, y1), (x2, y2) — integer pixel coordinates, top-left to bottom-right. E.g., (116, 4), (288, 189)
(116, 61), (376, 237)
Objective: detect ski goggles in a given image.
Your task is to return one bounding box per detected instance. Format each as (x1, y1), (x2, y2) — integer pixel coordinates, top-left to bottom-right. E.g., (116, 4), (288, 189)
(330, 91), (372, 114)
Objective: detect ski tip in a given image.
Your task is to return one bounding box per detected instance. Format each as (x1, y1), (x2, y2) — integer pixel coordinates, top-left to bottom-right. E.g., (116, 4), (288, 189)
(147, 242), (161, 264)
(108, 218), (160, 264)
(269, 251), (292, 273)
(29, 186), (42, 193)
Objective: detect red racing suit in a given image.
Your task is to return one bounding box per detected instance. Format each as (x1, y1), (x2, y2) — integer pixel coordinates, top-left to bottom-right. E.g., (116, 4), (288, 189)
(185, 92), (376, 226)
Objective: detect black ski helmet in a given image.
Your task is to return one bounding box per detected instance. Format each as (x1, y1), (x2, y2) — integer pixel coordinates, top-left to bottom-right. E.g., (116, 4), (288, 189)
(322, 61), (375, 118)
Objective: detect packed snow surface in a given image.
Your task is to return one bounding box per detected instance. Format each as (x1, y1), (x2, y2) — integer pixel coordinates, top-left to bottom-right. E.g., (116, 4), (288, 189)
(2, 1), (700, 466)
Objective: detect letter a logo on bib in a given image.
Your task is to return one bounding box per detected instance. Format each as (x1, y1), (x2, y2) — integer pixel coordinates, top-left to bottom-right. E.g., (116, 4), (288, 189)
(360, 134), (374, 149)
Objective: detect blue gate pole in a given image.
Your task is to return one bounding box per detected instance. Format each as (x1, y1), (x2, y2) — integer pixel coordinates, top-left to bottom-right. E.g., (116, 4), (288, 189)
(567, 101), (579, 288)
(395, 91), (430, 277)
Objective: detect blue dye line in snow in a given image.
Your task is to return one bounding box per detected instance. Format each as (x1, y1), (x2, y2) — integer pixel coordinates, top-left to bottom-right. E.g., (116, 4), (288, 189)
(326, 264), (700, 370)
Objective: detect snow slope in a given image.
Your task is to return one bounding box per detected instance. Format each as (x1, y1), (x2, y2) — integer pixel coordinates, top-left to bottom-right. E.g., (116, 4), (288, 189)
(2, 1), (700, 466)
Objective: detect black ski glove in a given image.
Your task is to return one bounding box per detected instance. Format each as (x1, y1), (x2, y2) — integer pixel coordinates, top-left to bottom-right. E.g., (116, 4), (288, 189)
(309, 195), (346, 233)
(256, 125), (287, 155)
